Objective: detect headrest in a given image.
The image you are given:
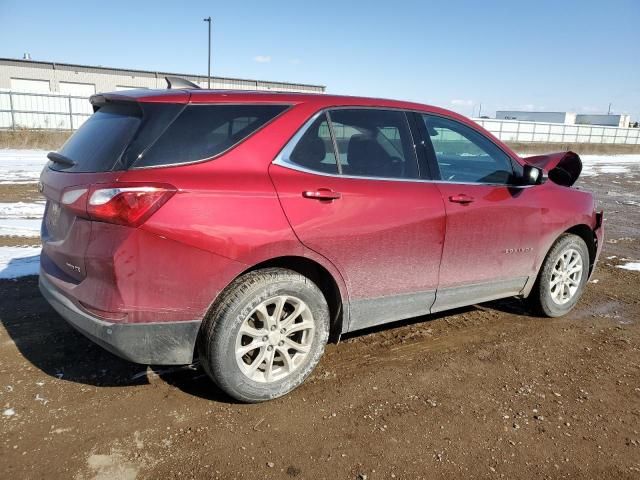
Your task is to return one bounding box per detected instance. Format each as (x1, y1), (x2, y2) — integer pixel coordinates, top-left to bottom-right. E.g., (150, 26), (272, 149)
(347, 134), (390, 176)
(291, 135), (326, 168)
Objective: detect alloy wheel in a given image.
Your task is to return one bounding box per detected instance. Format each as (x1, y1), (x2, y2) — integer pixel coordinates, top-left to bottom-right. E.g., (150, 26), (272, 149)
(235, 295), (315, 383)
(549, 248), (583, 305)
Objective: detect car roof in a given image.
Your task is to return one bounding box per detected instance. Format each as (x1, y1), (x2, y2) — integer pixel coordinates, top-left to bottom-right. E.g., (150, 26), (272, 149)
(96, 88), (461, 118)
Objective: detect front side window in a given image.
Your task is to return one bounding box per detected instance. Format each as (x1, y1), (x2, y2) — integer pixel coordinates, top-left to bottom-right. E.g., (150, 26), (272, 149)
(422, 115), (514, 184)
(329, 109), (419, 179)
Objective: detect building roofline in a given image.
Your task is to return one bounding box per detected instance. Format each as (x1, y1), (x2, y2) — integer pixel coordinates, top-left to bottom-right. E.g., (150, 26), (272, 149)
(496, 110), (570, 114)
(0, 57), (326, 90)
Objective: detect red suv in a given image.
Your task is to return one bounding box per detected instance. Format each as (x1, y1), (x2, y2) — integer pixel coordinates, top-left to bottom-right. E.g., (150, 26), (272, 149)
(39, 86), (603, 402)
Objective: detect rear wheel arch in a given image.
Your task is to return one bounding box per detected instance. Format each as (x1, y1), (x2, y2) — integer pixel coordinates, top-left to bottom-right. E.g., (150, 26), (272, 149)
(244, 256), (345, 342)
(196, 255), (346, 354)
(197, 267), (330, 402)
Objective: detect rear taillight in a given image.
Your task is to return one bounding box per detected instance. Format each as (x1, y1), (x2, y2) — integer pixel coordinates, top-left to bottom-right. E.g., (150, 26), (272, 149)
(60, 183), (176, 227)
(88, 184), (176, 227)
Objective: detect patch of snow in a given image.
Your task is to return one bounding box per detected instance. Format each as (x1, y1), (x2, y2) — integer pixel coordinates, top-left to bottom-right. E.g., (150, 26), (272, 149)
(579, 155), (640, 178)
(0, 218), (41, 237)
(0, 246), (41, 279)
(0, 201), (46, 219)
(616, 262), (640, 272)
(0, 149), (48, 184)
(0, 201), (44, 236)
(599, 165), (630, 174)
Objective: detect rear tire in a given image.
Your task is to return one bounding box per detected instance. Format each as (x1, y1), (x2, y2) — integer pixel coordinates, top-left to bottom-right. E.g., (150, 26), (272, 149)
(197, 268), (329, 403)
(528, 233), (590, 317)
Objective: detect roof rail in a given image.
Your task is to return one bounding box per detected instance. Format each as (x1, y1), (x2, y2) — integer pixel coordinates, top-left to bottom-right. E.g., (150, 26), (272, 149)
(165, 76), (201, 89)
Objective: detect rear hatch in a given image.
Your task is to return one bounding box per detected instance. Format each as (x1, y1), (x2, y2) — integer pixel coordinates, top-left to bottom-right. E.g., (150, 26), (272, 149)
(40, 92), (289, 284)
(40, 95), (187, 282)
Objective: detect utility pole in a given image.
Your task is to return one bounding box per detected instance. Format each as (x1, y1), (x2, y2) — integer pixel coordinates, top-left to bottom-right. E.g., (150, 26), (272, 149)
(203, 17), (212, 88)
(478, 102), (482, 117)
(607, 103), (612, 115)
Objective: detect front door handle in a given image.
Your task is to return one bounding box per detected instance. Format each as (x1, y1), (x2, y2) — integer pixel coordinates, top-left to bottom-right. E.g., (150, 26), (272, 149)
(449, 194), (475, 204)
(302, 189), (342, 201)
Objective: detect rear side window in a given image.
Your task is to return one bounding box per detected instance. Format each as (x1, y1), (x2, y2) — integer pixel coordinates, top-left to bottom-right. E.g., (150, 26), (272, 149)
(329, 109), (419, 179)
(288, 113), (338, 174)
(133, 104), (288, 168)
(52, 103), (142, 172)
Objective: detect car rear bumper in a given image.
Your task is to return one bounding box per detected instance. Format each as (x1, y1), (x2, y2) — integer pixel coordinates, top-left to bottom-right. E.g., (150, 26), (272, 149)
(39, 273), (201, 365)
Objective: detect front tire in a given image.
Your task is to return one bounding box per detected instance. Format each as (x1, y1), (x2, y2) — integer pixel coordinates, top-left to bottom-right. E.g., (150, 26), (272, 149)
(528, 233), (590, 317)
(198, 268), (329, 403)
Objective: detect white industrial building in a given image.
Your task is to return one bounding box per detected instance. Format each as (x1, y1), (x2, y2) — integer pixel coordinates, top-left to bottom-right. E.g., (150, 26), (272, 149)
(0, 57), (325, 129)
(496, 110), (630, 128)
(574, 114), (631, 127)
(0, 57), (325, 95)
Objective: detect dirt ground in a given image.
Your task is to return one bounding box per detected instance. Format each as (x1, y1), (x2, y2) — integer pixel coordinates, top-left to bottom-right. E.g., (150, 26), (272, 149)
(1, 169), (639, 479)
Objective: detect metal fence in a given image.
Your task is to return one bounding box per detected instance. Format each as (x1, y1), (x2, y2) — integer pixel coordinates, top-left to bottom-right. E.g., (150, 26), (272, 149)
(2, 89), (640, 146)
(0, 90), (93, 130)
(474, 118), (640, 145)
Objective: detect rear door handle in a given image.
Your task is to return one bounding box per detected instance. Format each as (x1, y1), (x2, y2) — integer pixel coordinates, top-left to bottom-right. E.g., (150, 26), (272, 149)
(449, 194), (475, 204)
(302, 189), (342, 201)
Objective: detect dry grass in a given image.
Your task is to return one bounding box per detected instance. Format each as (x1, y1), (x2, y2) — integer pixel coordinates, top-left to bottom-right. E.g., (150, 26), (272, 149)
(0, 129), (71, 150)
(506, 141), (640, 156)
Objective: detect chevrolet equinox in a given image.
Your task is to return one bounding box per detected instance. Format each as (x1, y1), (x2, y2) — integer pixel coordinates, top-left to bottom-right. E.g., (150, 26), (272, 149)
(39, 85), (604, 402)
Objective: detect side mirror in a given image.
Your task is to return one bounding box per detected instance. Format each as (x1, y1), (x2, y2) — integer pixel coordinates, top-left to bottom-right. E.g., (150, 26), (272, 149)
(522, 165), (543, 185)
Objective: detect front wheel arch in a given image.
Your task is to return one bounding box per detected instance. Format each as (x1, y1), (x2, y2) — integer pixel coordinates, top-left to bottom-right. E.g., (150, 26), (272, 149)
(564, 224), (596, 275)
(522, 224), (596, 300)
(527, 233), (590, 317)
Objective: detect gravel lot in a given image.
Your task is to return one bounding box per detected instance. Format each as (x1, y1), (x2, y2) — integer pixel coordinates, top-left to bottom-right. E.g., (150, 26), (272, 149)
(1, 153), (639, 479)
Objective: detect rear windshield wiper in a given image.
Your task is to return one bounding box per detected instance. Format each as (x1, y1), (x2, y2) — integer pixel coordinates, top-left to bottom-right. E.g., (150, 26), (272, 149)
(47, 152), (76, 167)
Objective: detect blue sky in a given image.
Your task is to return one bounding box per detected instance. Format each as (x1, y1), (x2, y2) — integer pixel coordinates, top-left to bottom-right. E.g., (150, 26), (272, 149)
(1, 0), (638, 119)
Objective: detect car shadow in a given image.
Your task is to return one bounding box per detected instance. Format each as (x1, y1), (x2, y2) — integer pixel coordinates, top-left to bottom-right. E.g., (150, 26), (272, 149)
(1, 274), (537, 403)
(340, 296), (538, 342)
(339, 305), (477, 341)
(0, 275), (236, 403)
(482, 296), (540, 317)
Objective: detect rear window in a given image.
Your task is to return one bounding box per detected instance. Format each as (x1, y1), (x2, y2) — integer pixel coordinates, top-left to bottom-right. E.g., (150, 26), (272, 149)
(51, 103), (141, 172)
(132, 104), (289, 168)
(51, 103), (288, 172)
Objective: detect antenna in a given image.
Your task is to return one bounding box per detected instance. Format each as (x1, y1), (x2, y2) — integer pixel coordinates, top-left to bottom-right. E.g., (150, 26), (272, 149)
(165, 76), (201, 90)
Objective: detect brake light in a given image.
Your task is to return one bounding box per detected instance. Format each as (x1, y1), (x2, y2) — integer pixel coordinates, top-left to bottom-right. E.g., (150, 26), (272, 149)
(87, 184), (176, 227)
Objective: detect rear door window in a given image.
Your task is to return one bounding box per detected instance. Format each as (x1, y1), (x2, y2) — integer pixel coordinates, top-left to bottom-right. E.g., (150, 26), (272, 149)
(51, 103), (142, 172)
(328, 109), (419, 179)
(133, 104), (288, 168)
(288, 113), (338, 174)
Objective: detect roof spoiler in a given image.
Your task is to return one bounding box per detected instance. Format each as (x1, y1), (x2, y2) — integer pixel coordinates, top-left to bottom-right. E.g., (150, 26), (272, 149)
(165, 76), (201, 89)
